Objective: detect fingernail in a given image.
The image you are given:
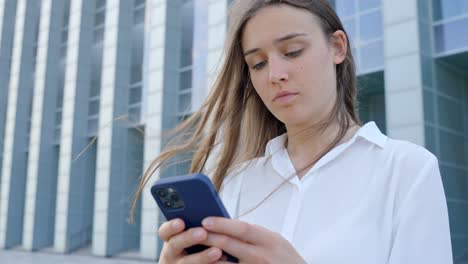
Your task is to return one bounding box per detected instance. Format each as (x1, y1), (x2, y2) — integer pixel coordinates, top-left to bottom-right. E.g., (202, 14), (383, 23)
(208, 248), (220, 259)
(202, 218), (213, 228)
(193, 229), (203, 239)
(171, 220), (181, 230)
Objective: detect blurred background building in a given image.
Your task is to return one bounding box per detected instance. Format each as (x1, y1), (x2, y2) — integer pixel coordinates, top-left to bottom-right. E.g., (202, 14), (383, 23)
(0, 0), (466, 262)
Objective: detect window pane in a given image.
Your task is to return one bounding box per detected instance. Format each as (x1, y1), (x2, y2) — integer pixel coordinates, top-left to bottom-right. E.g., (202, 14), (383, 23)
(180, 70), (192, 90)
(359, 41), (383, 72)
(335, 0), (355, 18)
(178, 92), (192, 114)
(135, 0), (145, 6)
(89, 100), (100, 116)
(358, 0), (380, 11)
(434, 17), (468, 53)
(61, 30), (68, 44)
(96, 0), (106, 9)
(342, 18), (356, 44)
(134, 7), (145, 25)
(130, 24), (144, 84)
(359, 11), (382, 42)
(129, 86), (142, 104)
(55, 127), (61, 141)
(180, 1), (194, 67)
(93, 27), (104, 43)
(95, 11), (105, 26)
(88, 118), (98, 135)
(129, 106), (141, 123)
(433, 0), (468, 21)
(55, 111), (62, 126)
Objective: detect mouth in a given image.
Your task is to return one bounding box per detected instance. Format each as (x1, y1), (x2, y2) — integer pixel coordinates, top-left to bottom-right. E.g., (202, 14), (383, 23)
(273, 91), (299, 103)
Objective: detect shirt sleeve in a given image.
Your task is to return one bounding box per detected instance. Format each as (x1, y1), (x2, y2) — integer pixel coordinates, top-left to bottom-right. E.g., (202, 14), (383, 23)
(387, 156), (453, 264)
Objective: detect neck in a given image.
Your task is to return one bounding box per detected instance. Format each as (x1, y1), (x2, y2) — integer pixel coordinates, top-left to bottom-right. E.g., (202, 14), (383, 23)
(285, 120), (359, 178)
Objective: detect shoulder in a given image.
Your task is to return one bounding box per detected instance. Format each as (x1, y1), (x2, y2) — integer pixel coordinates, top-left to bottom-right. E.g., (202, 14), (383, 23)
(381, 139), (443, 215)
(383, 138), (438, 169)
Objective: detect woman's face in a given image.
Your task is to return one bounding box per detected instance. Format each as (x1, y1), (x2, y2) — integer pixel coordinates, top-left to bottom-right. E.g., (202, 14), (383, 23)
(241, 4), (346, 128)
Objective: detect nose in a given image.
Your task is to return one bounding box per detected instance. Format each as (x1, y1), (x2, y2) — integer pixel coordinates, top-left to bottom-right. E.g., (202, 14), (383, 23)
(268, 57), (289, 84)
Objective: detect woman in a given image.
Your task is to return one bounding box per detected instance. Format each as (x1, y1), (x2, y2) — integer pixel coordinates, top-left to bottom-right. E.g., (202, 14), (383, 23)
(131, 0), (453, 263)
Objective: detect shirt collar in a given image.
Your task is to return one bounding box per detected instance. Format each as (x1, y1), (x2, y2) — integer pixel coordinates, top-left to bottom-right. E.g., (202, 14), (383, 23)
(265, 121), (387, 156)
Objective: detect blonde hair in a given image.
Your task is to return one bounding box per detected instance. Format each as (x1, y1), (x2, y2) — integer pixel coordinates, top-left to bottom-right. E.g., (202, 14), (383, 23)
(130, 0), (361, 222)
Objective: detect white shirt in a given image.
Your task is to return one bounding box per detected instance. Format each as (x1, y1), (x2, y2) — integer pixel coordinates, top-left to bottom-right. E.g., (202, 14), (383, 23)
(219, 122), (453, 264)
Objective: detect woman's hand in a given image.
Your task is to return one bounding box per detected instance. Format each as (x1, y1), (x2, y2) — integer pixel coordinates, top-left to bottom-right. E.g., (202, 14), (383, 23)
(158, 218), (223, 263)
(201, 217), (306, 264)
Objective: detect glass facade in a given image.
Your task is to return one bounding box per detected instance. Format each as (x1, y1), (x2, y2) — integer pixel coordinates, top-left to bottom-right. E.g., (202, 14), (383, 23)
(335, 0), (384, 74)
(54, 0), (71, 144)
(128, 0), (145, 124)
(88, 0), (106, 136)
(178, 0), (194, 118)
(433, 0), (468, 55)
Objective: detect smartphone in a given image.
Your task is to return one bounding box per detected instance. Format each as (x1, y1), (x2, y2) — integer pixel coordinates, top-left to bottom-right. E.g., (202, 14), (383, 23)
(151, 173), (238, 262)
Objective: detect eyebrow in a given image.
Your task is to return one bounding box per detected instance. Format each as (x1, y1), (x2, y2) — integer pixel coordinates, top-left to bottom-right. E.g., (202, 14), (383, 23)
(243, 32), (308, 57)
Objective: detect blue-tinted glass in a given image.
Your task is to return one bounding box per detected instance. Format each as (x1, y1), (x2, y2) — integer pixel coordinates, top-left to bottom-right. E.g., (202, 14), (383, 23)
(96, 0), (106, 9)
(134, 0), (145, 6)
(54, 127), (61, 141)
(180, 69), (192, 90)
(335, 0), (355, 18)
(180, 1), (194, 67)
(359, 11), (382, 41)
(358, 0), (380, 11)
(359, 41), (383, 72)
(63, 0), (71, 27)
(55, 111), (62, 126)
(130, 24), (144, 84)
(88, 118), (98, 135)
(129, 106), (141, 123)
(178, 92), (192, 114)
(434, 17), (468, 53)
(133, 7), (144, 24)
(342, 18), (356, 44)
(89, 100), (100, 116)
(95, 11), (105, 26)
(129, 86), (142, 104)
(93, 27), (104, 43)
(433, 0), (468, 21)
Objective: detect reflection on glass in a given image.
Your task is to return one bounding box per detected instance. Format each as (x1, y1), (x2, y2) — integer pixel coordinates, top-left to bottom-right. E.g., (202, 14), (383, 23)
(180, 70), (192, 90)
(335, 0), (355, 18)
(129, 85), (142, 104)
(180, 1), (194, 68)
(127, 0), (145, 123)
(434, 17), (468, 53)
(359, 11), (382, 41)
(360, 41), (383, 72)
(342, 18), (356, 43)
(178, 92), (192, 114)
(358, 0), (380, 11)
(433, 0), (468, 21)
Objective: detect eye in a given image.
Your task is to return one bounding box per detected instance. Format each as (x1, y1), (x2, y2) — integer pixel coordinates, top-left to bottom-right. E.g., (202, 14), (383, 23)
(252, 61), (266, 70)
(285, 49), (303, 58)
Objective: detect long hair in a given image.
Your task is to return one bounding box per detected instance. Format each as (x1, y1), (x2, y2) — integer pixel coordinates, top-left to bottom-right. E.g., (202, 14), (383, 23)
(130, 0), (361, 221)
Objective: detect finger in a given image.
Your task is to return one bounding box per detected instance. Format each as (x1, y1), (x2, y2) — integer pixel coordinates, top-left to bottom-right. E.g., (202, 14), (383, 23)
(204, 232), (255, 260)
(202, 217), (272, 244)
(166, 227), (208, 256)
(180, 247), (222, 264)
(159, 219), (185, 241)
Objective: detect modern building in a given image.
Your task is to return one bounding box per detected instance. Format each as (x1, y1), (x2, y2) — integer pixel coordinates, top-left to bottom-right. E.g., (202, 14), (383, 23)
(0, 0), (466, 262)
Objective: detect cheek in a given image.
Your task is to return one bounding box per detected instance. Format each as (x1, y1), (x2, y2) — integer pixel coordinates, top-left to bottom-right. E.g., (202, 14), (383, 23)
(250, 75), (270, 102)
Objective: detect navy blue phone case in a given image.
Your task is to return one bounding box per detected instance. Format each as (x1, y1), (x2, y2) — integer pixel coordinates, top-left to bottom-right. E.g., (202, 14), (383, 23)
(151, 173), (238, 262)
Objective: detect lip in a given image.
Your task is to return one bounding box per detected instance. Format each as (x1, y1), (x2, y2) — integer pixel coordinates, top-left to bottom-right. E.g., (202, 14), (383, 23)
(272, 91), (299, 102)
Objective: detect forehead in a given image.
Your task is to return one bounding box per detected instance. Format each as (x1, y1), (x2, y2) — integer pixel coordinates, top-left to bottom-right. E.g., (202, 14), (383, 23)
(241, 4), (322, 49)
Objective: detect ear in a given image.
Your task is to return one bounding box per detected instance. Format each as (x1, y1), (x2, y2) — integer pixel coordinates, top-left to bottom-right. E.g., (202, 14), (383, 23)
(330, 30), (347, 65)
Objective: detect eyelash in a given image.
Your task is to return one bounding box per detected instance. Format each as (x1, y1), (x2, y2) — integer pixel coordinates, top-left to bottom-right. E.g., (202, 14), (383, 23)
(252, 49), (304, 70)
